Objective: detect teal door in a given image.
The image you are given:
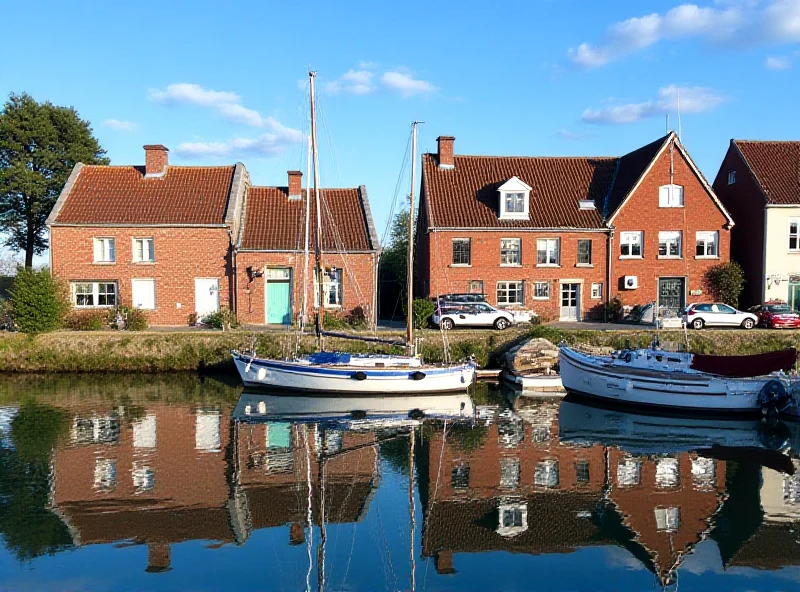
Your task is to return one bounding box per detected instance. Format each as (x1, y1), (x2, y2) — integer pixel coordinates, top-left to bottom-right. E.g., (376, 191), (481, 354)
(266, 281), (291, 324)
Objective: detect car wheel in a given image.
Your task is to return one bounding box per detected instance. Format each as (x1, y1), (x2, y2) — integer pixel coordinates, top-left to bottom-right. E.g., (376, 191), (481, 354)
(440, 318), (454, 331)
(691, 318), (705, 330)
(741, 318), (755, 330)
(494, 318), (510, 330)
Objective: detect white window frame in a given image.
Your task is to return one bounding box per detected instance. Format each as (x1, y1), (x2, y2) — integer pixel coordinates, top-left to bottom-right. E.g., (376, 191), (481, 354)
(654, 507), (681, 532)
(695, 231), (719, 258)
(71, 281), (118, 308)
(132, 237), (155, 263)
(536, 238), (560, 266)
(497, 176), (532, 220)
(131, 278), (156, 310)
(314, 267), (343, 309)
(533, 281), (550, 300)
(620, 231), (643, 259)
(577, 239), (592, 266)
(497, 502), (528, 537)
(658, 231), (682, 259)
(93, 237), (116, 263)
(500, 238), (521, 266)
(497, 281), (524, 307)
(591, 282), (602, 300)
(452, 238), (471, 266)
(790, 219), (800, 252)
(727, 170), (736, 185)
(658, 184), (684, 208)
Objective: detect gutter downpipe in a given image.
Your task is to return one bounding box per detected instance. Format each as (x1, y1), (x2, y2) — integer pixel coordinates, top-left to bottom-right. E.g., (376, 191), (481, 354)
(606, 226), (614, 323)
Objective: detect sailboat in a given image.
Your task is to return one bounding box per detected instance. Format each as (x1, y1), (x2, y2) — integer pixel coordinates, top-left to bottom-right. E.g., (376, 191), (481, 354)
(232, 71), (475, 394)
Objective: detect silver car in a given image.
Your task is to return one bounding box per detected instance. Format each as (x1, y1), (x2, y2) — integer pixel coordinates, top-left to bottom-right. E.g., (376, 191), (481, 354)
(682, 302), (757, 330)
(432, 302), (515, 330)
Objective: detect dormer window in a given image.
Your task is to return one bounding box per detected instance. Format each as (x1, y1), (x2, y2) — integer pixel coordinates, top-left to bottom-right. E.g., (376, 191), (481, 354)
(578, 199), (596, 210)
(497, 176), (532, 220)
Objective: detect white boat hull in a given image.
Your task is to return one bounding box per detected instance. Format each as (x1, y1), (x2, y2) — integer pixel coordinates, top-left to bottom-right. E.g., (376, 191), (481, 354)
(558, 345), (785, 414)
(232, 351), (475, 394)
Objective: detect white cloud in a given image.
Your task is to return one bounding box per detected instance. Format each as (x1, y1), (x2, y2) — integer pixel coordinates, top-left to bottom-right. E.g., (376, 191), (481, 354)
(558, 128), (591, 140)
(582, 85), (725, 124)
(325, 69), (376, 95)
(765, 54), (793, 68)
(568, 1), (800, 68)
(381, 70), (437, 96)
(358, 60), (378, 70)
(148, 83), (267, 127)
(174, 117), (304, 160)
(102, 118), (138, 131)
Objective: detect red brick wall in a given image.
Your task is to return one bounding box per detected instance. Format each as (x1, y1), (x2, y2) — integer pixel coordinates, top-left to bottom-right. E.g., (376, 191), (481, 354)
(611, 146), (731, 307)
(422, 229), (608, 320)
(235, 251), (377, 325)
(50, 226), (232, 326)
(712, 146), (765, 307)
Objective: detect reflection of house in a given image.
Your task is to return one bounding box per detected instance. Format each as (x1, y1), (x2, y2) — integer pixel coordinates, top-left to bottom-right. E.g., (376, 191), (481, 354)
(230, 421), (380, 544)
(50, 403), (233, 572)
(606, 449), (726, 586)
(420, 404), (608, 573)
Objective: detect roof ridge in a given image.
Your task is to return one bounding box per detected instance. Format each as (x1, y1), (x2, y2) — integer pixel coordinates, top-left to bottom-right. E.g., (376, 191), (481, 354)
(734, 139), (800, 144)
(248, 185), (360, 191)
(422, 152), (618, 160)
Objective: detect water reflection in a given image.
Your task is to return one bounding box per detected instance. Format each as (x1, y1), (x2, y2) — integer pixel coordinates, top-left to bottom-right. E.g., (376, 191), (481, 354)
(0, 376), (799, 591)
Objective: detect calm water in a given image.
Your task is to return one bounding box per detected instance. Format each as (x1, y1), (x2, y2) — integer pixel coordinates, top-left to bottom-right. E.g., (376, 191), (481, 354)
(1, 375), (800, 592)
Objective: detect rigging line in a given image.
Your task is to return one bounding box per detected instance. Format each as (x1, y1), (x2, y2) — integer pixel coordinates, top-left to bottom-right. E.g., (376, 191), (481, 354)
(380, 131), (413, 248)
(317, 98), (345, 188)
(422, 420), (449, 590)
(319, 193), (367, 306)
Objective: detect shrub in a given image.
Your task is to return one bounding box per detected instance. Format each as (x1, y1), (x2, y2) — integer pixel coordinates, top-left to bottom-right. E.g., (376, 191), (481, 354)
(323, 312), (349, 330)
(9, 267), (69, 334)
(0, 298), (15, 331)
(201, 307), (238, 330)
(64, 309), (107, 331)
(412, 298), (435, 330)
(704, 261), (745, 307)
(187, 312), (198, 326)
(606, 296), (624, 322)
(110, 306), (149, 331)
(346, 306), (368, 329)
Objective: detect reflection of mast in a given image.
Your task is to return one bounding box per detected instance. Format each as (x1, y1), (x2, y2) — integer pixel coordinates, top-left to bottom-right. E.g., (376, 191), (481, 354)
(317, 430), (327, 592)
(409, 426), (416, 592)
(303, 425), (314, 592)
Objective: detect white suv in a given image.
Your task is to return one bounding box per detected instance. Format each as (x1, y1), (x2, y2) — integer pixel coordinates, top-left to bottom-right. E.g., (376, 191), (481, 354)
(433, 302), (517, 330)
(683, 302), (757, 330)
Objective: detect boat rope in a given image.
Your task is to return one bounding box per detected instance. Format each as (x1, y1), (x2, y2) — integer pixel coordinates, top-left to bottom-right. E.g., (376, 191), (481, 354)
(320, 330), (406, 346)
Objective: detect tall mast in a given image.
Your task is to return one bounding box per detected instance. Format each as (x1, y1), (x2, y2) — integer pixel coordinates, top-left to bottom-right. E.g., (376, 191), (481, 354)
(310, 71), (325, 348)
(301, 89), (313, 331)
(407, 122), (420, 348)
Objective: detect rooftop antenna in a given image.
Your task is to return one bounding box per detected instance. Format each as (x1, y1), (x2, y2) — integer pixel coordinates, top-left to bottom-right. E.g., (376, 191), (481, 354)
(677, 88), (682, 142)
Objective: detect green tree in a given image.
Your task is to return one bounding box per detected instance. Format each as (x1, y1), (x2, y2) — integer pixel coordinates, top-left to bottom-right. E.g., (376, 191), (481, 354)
(378, 209), (412, 318)
(0, 93), (109, 267)
(704, 261), (746, 307)
(9, 267), (69, 333)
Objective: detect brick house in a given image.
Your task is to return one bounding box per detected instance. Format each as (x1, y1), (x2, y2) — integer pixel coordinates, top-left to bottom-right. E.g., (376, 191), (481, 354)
(235, 171), (380, 326)
(713, 140), (800, 309)
(47, 147), (379, 326)
(47, 145), (247, 325)
(417, 132), (733, 321)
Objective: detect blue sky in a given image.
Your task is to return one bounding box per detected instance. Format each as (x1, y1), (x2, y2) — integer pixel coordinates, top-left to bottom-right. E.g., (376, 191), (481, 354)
(2, 0), (800, 254)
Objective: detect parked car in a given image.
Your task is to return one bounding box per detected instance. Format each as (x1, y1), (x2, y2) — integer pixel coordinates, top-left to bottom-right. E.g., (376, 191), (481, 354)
(433, 302), (517, 330)
(432, 293), (488, 305)
(682, 302), (757, 329)
(749, 301), (800, 329)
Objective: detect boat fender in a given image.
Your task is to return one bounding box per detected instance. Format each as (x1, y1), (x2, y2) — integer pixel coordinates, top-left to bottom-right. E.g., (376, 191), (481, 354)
(411, 371), (426, 381)
(352, 371), (368, 381)
(409, 409), (425, 420)
(758, 379), (791, 415)
(351, 410), (367, 419)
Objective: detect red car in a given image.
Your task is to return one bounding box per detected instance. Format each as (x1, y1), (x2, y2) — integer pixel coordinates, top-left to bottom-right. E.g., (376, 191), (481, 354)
(750, 302), (800, 329)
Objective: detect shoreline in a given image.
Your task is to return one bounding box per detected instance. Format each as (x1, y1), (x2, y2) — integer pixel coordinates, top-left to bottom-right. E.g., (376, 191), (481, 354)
(0, 325), (797, 374)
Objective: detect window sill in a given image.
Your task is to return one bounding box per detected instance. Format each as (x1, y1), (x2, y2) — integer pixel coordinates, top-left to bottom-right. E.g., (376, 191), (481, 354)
(659, 205), (685, 208)
(496, 303), (523, 308)
(500, 263), (522, 268)
(575, 263), (594, 268)
(74, 305), (116, 309)
(619, 256), (643, 260)
(92, 261), (117, 265)
(695, 255), (719, 260)
(590, 296), (602, 300)
(532, 297), (550, 301)
(132, 261), (156, 265)
(657, 256), (683, 260)
(498, 214), (529, 221)
(450, 264), (472, 268)
(789, 251), (800, 255)
(536, 264), (560, 268)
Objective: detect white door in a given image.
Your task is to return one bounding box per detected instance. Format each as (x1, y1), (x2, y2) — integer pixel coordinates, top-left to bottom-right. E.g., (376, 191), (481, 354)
(560, 284), (581, 321)
(131, 279), (156, 310)
(195, 278), (220, 317)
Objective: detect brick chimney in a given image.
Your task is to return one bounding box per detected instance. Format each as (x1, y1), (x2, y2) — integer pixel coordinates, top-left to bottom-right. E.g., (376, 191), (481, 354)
(435, 550), (456, 574)
(145, 542), (172, 573)
(144, 145), (169, 176)
(437, 136), (455, 169)
(288, 170), (303, 199)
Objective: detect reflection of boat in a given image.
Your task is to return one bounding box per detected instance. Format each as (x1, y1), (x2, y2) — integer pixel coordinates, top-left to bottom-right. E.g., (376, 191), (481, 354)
(558, 395), (798, 456)
(233, 391), (474, 427)
(559, 344), (799, 415)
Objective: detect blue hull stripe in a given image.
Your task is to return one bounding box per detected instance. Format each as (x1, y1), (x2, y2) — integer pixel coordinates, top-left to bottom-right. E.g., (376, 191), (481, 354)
(233, 353), (471, 378)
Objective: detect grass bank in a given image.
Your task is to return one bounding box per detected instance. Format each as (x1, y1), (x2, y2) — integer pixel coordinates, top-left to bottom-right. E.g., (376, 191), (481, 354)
(0, 325), (798, 374)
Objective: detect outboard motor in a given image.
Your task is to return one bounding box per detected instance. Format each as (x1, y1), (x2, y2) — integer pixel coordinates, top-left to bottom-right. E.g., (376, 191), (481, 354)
(758, 379), (792, 420)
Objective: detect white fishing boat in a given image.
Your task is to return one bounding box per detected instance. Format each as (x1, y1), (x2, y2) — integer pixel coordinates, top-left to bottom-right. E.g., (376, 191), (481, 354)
(232, 72), (474, 393)
(558, 343), (799, 416)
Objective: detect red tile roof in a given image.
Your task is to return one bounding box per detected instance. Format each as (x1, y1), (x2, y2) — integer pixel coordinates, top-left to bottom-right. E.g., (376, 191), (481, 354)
(239, 187), (375, 251)
(53, 165), (236, 225)
(603, 134), (670, 217)
(422, 154), (616, 229)
(735, 140), (800, 205)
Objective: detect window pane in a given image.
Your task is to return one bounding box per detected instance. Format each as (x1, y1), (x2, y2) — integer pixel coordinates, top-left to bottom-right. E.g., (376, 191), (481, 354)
(617, 458), (641, 486)
(576, 460), (590, 484)
(500, 457), (521, 490)
(452, 462), (470, 489)
(534, 282), (549, 299)
(534, 460), (559, 488)
(578, 240), (591, 264)
(453, 239), (471, 265)
(501, 238), (521, 265)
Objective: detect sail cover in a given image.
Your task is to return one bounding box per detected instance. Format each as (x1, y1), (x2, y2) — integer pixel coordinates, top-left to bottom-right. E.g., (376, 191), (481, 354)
(690, 348), (797, 378)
